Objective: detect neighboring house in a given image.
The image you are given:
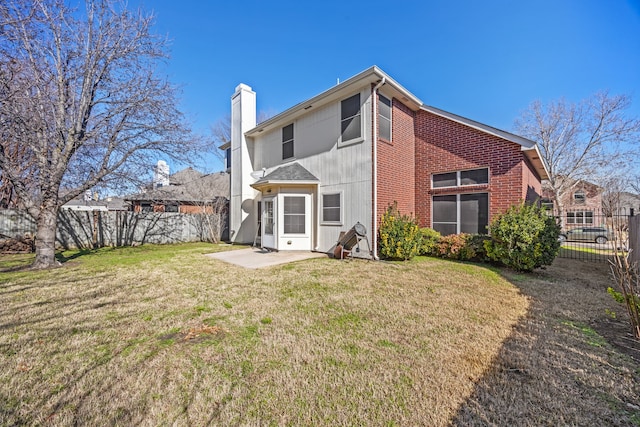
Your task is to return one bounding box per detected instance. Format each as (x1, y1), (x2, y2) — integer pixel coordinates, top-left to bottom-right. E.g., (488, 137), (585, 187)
(126, 168), (230, 214)
(541, 179), (603, 227)
(62, 196), (128, 212)
(602, 191), (640, 216)
(226, 66), (548, 256)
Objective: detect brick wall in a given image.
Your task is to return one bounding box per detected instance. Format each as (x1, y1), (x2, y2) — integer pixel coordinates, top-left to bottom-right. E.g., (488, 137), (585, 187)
(541, 180), (603, 215)
(522, 156), (542, 202)
(376, 97), (416, 220)
(414, 109), (538, 228)
(132, 201), (214, 214)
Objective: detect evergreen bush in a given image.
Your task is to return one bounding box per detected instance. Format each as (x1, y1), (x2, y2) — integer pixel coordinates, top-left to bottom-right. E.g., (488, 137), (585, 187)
(484, 202), (560, 271)
(467, 234), (492, 262)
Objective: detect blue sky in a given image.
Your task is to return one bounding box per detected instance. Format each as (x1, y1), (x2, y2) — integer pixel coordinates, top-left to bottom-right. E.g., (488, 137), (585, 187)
(139, 0), (640, 173)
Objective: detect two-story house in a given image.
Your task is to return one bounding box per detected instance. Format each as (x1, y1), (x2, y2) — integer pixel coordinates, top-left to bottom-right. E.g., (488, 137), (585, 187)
(226, 66), (548, 257)
(541, 178), (603, 227)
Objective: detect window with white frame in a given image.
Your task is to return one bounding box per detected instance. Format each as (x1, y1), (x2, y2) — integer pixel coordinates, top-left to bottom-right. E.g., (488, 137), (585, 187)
(282, 123), (294, 160)
(432, 193), (489, 235)
(573, 190), (586, 204)
(322, 193), (341, 224)
(340, 93), (361, 144)
(566, 210), (593, 224)
(283, 196), (305, 234)
(379, 94), (392, 141)
(432, 168), (489, 189)
(541, 199), (554, 211)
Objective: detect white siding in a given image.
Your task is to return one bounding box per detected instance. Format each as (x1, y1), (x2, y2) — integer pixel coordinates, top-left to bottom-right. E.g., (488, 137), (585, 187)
(253, 87), (374, 252)
(230, 84), (257, 244)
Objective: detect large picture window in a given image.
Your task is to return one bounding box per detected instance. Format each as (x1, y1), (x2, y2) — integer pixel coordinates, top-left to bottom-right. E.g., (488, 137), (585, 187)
(340, 93), (361, 144)
(379, 94), (392, 141)
(432, 168), (489, 189)
(282, 124), (294, 160)
(432, 195), (457, 236)
(322, 193), (341, 224)
(432, 193), (489, 235)
(566, 210), (593, 225)
(283, 196), (305, 234)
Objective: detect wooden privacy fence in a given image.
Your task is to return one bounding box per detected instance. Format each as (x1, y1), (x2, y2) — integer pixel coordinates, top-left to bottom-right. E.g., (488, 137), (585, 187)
(0, 209), (228, 250)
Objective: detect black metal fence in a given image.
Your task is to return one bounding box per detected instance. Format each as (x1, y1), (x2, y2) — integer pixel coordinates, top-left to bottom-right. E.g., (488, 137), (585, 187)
(556, 208), (634, 263)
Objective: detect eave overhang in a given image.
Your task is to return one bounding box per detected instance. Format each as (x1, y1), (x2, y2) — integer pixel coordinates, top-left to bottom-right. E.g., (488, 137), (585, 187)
(245, 66), (423, 137)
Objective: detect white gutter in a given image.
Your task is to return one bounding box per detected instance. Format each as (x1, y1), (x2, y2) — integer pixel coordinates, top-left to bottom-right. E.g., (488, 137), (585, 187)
(371, 77), (386, 260)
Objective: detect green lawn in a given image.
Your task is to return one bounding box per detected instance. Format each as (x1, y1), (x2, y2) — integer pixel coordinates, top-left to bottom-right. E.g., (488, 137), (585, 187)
(1, 243), (638, 426)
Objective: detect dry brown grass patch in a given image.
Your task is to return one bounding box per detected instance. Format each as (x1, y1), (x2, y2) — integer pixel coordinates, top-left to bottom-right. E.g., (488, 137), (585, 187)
(2, 244), (637, 426)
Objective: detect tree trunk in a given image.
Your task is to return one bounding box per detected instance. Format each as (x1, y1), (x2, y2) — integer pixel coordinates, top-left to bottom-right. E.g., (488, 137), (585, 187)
(555, 196), (565, 230)
(32, 205), (59, 269)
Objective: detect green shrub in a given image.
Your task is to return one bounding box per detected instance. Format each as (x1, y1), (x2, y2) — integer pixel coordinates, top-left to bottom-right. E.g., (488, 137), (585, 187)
(484, 202), (560, 272)
(467, 234), (492, 262)
(378, 203), (421, 260)
(419, 228), (441, 256)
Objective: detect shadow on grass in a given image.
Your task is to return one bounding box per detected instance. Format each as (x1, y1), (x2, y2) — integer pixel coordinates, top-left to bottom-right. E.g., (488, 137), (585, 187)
(0, 253), (35, 272)
(0, 249), (97, 273)
(558, 245), (617, 263)
(55, 249), (96, 264)
(451, 258), (640, 426)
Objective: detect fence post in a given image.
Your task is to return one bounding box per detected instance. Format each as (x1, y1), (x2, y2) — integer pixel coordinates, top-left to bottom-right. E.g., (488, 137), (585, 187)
(630, 215), (640, 268)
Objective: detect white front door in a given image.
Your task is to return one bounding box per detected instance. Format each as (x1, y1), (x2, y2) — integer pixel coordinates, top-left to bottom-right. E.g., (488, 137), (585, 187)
(261, 198), (275, 249)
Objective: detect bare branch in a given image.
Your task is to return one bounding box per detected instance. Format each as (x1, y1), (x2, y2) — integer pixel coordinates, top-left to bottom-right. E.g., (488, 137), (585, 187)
(515, 91), (640, 221)
(0, 0), (197, 267)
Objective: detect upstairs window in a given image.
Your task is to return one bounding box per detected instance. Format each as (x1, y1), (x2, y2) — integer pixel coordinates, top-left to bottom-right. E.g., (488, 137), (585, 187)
(460, 168), (489, 186)
(282, 124), (294, 160)
(573, 190), (586, 204)
(340, 93), (361, 144)
(541, 199), (554, 213)
(432, 172), (457, 188)
(432, 168), (489, 188)
(379, 94), (392, 141)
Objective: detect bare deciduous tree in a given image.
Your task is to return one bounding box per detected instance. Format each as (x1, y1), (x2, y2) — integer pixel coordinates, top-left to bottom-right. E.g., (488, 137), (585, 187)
(0, 0), (194, 268)
(206, 111), (273, 169)
(193, 197), (228, 244)
(514, 92), (640, 221)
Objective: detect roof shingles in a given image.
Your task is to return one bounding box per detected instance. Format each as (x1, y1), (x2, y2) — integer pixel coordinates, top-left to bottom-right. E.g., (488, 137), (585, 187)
(253, 163), (319, 185)
(127, 170), (229, 203)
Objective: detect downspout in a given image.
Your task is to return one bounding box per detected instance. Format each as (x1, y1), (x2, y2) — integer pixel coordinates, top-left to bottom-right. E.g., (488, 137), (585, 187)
(372, 77), (386, 260)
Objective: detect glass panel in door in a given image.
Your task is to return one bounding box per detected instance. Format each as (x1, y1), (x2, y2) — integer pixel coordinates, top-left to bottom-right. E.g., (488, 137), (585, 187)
(262, 199), (275, 249)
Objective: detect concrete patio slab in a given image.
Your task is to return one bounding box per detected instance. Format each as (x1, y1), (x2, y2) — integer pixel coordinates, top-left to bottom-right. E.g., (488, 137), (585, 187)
(205, 247), (328, 269)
